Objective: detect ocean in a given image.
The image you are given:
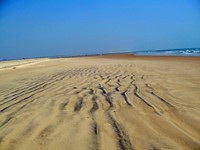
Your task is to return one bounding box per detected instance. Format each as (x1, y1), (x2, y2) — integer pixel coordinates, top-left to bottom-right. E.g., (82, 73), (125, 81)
(132, 48), (200, 56)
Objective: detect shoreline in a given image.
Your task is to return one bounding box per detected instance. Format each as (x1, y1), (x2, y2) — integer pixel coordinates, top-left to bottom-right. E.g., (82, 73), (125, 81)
(1, 54), (199, 71)
(1, 51), (200, 62)
(1, 53), (200, 61)
(89, 53), (200, 60)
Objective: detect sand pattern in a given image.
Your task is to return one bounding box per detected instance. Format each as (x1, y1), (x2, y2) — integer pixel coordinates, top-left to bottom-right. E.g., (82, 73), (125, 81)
(0, 56), (200, 150)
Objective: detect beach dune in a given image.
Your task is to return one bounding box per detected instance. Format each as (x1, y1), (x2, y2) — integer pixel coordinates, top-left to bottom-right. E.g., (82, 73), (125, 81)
(0, 55), (200, 150)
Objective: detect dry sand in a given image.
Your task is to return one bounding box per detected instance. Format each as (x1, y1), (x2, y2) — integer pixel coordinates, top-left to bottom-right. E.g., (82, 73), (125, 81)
(0, 54), (200, 150)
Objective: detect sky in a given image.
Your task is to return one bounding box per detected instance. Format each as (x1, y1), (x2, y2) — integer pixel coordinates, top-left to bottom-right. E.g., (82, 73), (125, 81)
(0, 0), (200, 59)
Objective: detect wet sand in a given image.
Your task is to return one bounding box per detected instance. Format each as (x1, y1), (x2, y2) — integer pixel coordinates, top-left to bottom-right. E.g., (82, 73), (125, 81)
(0, 54), (200, 150)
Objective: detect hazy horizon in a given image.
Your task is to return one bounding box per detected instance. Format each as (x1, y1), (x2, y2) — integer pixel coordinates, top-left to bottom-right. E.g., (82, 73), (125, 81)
(1, 0), (200, 59)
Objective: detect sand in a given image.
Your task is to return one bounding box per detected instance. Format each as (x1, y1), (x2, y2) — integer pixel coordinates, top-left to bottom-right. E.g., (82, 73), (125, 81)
(0, 58), (49, 70)
(0, 54), (200, 150)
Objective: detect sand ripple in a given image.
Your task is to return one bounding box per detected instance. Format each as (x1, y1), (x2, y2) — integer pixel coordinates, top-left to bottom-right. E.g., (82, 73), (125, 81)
(0, 56), (200, 150)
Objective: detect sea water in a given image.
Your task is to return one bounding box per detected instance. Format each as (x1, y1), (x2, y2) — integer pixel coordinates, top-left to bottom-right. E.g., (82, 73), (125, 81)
(133, 48), (200, 56)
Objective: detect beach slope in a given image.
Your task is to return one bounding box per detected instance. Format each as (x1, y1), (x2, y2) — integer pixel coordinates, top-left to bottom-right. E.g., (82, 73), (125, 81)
(0, 55), (200, 150)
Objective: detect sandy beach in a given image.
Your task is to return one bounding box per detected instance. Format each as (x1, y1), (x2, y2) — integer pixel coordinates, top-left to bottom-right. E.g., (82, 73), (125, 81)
(0, 54), (200, 150)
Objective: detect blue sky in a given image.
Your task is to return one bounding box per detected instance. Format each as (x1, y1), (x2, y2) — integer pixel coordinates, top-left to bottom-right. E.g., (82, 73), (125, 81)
(0, 0), (200, 59)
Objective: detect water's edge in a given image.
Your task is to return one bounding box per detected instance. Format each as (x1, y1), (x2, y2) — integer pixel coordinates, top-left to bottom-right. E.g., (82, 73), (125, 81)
(132, 48), (200, 56)
(1, 48), (200, 61)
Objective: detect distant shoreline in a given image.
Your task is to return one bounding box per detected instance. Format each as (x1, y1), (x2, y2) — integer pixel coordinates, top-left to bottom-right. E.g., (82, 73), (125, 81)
(1, 48), (200, 62)
(0, 54), (199, 71)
